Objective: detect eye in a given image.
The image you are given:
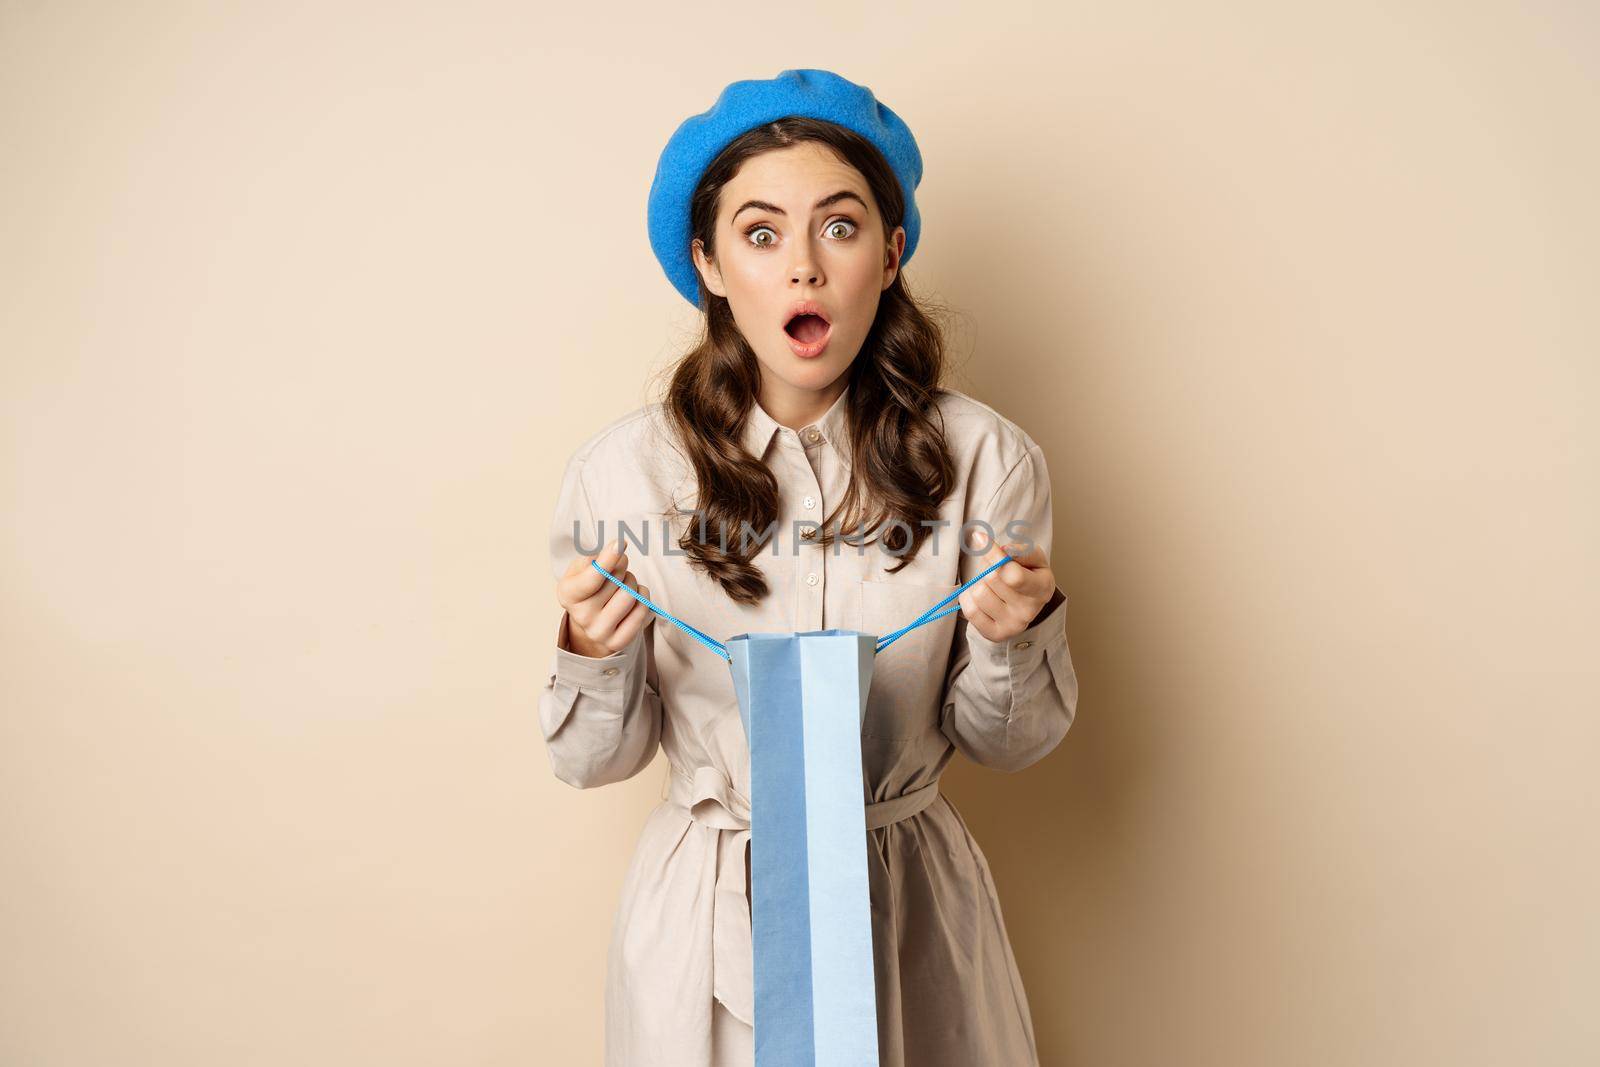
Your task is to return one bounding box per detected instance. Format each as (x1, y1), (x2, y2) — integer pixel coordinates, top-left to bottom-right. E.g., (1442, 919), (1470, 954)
(742, 216), (859, 249)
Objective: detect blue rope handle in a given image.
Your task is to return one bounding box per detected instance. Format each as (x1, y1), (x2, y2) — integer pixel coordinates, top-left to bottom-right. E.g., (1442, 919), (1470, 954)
(586, 553), (1016, 663)
(873, 554), (1015, 654)
(587, 559), (731, 662)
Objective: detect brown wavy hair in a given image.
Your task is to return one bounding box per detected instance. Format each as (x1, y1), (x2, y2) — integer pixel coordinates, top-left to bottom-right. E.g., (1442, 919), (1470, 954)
(658, 116), (956, 605)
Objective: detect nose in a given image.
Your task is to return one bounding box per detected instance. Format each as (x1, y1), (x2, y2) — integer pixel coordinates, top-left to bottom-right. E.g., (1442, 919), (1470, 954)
(789, 238), (822, 287)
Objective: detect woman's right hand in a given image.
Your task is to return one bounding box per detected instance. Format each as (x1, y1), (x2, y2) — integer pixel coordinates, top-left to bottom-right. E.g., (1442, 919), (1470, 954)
(556, 539), (653, 658)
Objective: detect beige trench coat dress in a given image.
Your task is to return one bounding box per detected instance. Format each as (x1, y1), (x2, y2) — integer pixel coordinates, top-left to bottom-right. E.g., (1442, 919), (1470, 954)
(539, 384), (1079, 1066)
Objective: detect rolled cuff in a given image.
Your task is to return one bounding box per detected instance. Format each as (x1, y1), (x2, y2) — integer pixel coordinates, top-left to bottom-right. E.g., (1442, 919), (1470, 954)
(552, 610), (645, 692)
(963, 587), (1068, 681)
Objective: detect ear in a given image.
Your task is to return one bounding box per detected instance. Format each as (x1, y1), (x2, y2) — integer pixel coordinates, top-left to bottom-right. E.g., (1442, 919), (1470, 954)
(691, 238), (728, 299)
(882, 225), (906, 290)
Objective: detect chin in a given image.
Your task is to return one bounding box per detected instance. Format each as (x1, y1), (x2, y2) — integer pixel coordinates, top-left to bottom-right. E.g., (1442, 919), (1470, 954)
(784, 360), (850, 392)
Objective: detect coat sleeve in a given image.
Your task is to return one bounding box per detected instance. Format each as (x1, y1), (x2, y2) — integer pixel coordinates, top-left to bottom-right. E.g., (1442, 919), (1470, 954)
(938, 441), (1079, 773)
(537, 452), (663, 790)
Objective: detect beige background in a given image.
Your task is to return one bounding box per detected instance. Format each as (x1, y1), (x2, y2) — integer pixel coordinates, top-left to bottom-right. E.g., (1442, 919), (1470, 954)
(3, 2), (1596, 1064)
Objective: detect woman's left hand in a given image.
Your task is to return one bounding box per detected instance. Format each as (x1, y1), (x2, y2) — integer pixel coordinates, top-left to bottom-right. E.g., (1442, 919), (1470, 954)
(957, 538), (1059, 643)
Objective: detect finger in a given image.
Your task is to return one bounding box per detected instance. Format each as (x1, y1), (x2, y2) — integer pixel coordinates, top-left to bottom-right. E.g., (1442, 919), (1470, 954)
(972, 531), (1041, 578)
(989, 545), (1051, 597)
(563, 539), (628, 604)
(999, 539), (1048, 568)
(960, 533), (1018, 603)
(567, 556), (631, 633)
(961, 528), (1007, 578)
(990, 543), (1046, 599)
(974, 553), (1027, 606)
(969, 574), (1018, 620)
(959, 587), (1002, 642)
(610, 585), (654, 648)
(566, 536), (624, 576)
(977, 571), (1048, 634)
(964, 525), (1005, 562)
(590, 570), (643, 637)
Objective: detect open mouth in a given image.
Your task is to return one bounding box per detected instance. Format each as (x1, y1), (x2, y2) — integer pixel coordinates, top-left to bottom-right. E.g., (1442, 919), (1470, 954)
(784, 313), (831, 344)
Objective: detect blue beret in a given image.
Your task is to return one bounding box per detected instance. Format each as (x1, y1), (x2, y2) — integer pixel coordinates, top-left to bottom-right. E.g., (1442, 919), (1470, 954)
(646, 68), (924, 308)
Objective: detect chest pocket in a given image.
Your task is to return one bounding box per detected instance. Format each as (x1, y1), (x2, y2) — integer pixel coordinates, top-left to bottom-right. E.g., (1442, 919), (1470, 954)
(858, 579), (963, 740)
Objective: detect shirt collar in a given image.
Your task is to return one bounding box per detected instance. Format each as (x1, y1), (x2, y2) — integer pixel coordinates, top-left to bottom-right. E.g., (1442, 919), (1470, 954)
(740, 383), (853, 465)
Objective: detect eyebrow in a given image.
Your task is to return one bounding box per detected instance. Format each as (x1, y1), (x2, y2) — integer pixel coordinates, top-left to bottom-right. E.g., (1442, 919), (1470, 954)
(731, 190), (869, 224)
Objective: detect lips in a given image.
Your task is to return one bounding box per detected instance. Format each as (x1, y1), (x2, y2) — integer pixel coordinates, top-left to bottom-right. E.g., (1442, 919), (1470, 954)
(785, 314), (830, 343)
(782, 301), (833, 357)
(783, 300), (831, 334)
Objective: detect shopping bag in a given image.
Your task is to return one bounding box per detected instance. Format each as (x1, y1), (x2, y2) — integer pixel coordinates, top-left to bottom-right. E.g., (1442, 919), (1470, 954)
(585, 553), (1013, 1066)
(727, 630), (879, 1067)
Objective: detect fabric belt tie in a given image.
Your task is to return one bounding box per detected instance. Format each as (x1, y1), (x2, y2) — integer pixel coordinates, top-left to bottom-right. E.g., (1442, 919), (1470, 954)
(664, 763), (942, 1027)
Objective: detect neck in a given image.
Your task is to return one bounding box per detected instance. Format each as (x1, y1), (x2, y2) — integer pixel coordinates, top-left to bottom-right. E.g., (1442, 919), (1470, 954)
(758, 375), (848, 431)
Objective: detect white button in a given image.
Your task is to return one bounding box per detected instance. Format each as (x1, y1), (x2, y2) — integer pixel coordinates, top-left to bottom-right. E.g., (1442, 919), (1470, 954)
(805, 573), (818, 586)
(1015, 641), (1032, 651)
(803, 495), (816, 509)
(602, 667), (620, 676)
(806, 428), (822, 443)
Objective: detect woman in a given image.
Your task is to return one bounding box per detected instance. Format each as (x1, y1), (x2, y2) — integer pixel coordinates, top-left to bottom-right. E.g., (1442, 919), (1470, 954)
(540, 69), (1079, 1067)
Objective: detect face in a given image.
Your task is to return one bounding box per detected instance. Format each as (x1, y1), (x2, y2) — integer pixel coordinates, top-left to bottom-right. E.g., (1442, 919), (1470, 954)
(692, 142), (906, 410)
